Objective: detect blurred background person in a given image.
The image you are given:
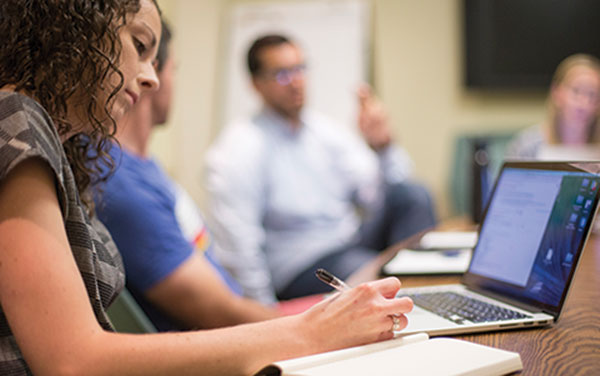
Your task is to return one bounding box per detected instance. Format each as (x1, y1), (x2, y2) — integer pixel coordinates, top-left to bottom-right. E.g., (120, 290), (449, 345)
(95, 21), (282, 331)
(506, 54), (600, 160)
(205, 34), (437, 304)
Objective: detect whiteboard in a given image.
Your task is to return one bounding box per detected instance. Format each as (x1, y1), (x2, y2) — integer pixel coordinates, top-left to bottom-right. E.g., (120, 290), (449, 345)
(220, 0), (371, 129)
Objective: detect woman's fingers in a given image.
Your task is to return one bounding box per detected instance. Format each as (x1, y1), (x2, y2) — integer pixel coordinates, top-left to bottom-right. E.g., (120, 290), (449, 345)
(365, 278), (413, 333)
(391, 312), (409, 331)
(306, 277), (414, 349)
(366, 277), (402, 298)
(373, 311), (410, 341)
(388, 296), (414, 315)
(351, 278), (413, 316)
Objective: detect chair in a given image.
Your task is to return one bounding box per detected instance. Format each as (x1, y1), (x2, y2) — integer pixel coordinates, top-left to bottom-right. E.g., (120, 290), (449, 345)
(449, 130), (518, 223)
(107, 288), (157, 333)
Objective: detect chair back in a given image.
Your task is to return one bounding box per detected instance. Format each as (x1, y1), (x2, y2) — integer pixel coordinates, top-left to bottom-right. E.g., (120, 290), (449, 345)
(107, 288), (157, 333)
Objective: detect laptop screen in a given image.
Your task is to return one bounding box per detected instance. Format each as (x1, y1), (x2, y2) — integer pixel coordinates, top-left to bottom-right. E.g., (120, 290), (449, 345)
(465, 162), (600, 315)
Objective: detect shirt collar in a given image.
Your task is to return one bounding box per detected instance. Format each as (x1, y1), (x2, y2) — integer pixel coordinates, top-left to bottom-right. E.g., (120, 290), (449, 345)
(258, 106), (308, 136)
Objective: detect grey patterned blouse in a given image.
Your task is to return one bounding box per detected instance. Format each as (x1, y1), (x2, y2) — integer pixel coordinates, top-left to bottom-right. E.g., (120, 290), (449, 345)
(0, 92), (125, 375)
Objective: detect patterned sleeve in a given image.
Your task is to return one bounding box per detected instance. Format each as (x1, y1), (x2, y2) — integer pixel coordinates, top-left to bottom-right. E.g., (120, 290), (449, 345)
(0, 92), (68, 214)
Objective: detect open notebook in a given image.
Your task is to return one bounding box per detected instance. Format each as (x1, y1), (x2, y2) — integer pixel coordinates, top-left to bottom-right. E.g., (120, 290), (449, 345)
(254, 333), (522, 376)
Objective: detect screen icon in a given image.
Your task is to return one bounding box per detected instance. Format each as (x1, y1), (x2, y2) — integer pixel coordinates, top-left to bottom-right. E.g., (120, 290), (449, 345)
(565, 252), (574, 263)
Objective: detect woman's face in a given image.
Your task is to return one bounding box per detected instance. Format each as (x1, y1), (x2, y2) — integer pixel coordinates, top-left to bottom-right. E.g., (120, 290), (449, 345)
(111, 0), (161, 121)
(552, 65), (600, 128)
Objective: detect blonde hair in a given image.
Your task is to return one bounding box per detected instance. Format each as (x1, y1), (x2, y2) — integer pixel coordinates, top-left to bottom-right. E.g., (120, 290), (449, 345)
(545, 53), (600, 144)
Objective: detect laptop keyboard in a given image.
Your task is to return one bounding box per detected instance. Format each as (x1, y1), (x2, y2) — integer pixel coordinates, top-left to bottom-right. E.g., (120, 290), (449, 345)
(408, 292), (532, 325)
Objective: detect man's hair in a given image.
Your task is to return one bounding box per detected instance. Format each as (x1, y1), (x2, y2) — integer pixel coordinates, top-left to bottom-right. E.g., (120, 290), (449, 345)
(247, 34), (291, 76)
(0, 0), (160, 212)
(156, 19), (172, 73)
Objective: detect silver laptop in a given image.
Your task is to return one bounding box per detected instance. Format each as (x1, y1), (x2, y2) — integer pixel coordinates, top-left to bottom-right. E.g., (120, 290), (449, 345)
(398, 161), (600, 336)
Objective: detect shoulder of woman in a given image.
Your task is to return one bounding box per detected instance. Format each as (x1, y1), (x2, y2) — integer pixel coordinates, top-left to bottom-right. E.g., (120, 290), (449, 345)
(0, 92), (67, 203)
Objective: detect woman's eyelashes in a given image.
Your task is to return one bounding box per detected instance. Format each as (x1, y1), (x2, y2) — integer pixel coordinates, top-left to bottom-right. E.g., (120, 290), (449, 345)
(133, 37), (147, 56)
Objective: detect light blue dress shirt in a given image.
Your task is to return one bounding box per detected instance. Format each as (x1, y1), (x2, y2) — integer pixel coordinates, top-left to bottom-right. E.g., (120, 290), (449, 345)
(205, 107), (413, 303)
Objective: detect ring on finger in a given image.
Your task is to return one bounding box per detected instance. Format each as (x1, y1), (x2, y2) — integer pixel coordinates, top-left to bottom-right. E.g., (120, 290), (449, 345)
(391, 315), (401, 332)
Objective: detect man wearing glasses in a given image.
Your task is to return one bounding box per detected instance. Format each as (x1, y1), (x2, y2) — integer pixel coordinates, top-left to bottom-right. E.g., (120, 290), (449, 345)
(205, 34), (436, 304)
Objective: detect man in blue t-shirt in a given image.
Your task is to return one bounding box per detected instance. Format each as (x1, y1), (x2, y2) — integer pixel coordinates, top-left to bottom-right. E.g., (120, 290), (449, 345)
(96, 21), (278, 331)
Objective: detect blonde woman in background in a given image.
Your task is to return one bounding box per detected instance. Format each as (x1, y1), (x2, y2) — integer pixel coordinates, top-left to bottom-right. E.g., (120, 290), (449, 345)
(506, 54), (600, 160)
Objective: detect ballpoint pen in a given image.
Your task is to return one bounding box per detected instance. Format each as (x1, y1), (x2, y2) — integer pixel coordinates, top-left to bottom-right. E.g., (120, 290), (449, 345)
(315, 268), (350, 292)
(315, 268), (403, 333)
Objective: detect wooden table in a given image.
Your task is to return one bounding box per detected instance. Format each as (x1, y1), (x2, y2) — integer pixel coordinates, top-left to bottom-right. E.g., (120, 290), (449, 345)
(347, 231), (600, 376)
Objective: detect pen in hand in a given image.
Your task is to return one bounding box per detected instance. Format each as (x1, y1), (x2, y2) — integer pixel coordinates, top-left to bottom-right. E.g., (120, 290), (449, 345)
(316, 268), (403, 334)
(315, 268), (350, 292)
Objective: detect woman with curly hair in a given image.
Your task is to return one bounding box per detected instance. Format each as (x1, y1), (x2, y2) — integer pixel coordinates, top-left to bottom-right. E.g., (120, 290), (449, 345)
(0, 1), (412, 375)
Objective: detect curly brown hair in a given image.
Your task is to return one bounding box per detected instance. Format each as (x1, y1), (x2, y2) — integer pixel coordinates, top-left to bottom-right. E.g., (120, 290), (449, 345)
(0, 0), (159, 212)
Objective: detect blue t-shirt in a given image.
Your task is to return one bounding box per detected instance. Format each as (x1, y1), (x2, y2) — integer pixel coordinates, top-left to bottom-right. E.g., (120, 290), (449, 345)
(96, 145), (240, 331)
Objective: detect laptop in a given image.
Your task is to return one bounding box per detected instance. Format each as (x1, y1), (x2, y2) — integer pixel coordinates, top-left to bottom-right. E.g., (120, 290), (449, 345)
(397, 161), (600, 336)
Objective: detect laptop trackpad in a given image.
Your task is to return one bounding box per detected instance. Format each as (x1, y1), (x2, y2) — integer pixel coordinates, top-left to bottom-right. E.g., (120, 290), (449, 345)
(401, 306), (458, 334)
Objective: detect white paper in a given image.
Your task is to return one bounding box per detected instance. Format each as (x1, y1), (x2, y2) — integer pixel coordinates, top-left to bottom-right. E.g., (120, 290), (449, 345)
(274, 333), (429, 374)
(266, 337), (522, 376)
(419, 231), (478, 249)
(382, 248), (472, 275)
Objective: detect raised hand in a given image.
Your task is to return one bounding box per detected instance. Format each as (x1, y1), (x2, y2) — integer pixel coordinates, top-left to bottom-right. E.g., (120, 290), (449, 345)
(357, 84), (393, 151)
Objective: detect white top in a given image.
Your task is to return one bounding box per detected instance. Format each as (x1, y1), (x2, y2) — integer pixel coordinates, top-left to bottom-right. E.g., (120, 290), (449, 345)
(205, 107), (413, 303)
(506, 124), (600, 161)
(505, 124), (546, 160)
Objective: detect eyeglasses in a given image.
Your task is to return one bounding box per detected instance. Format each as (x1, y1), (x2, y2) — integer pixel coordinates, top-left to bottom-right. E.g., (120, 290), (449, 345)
(259, 64), (307, 86)
(566, 84), (600, 104)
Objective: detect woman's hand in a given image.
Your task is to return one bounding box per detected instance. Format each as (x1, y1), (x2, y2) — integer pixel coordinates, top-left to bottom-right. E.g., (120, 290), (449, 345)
(299, 277), (413, 353)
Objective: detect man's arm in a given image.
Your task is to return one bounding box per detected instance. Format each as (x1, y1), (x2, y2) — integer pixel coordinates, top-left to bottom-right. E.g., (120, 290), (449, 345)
(96, 157), (278, 328)
(356, 84), (414, 186)
(354, 86), (436, 239)
(145, 252), (279, 329)
(102, 196), (278, 329)
(357, 84), (393, 152)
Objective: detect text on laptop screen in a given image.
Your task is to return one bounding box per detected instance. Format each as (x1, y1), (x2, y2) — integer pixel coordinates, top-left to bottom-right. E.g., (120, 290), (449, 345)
(469, 167), (600, 308)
